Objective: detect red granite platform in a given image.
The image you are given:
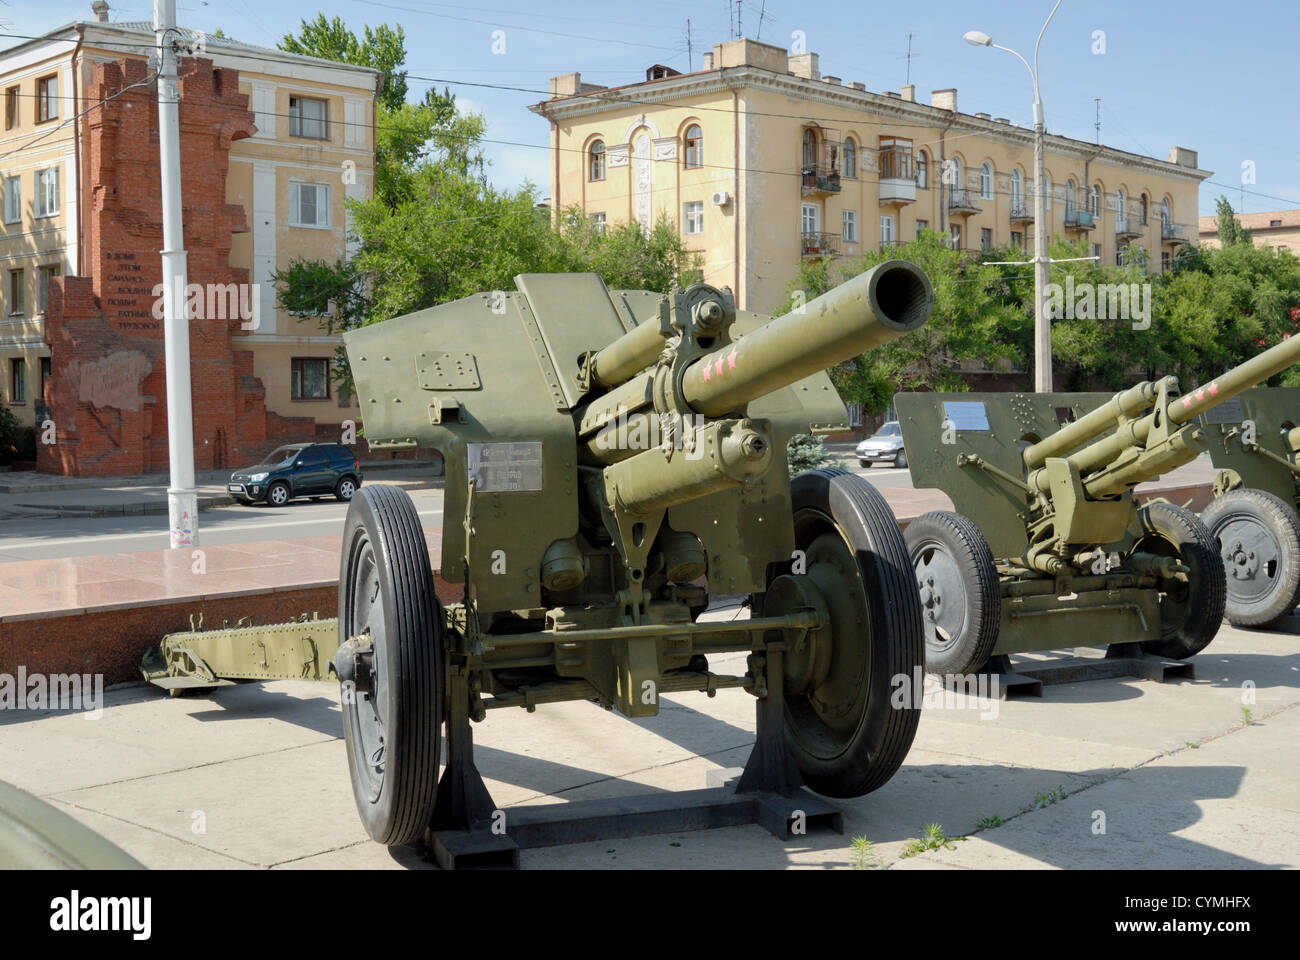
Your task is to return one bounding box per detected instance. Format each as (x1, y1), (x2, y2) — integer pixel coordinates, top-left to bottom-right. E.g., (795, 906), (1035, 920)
(0, 461), (1218, 685)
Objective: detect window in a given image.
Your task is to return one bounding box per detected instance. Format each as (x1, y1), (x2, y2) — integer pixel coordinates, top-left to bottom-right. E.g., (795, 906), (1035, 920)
(34, 166), (58, 218)
(980, 162), (993, 200)
(980, 227), (992, 251)
(842, 209), (858, 243)
(916, 219), (929, 237)
(1090, 185), (1102, 217)
(683, 125), (703, 168)
(683, 201), (703, 235)
(3, 176), (19, 224)
(801, 202), (820, 235)
(1139, 194), (1149, 225)
(4, 86), (18, 130)
(8, 269), (22, 315)
(946, 156), (963, 188)
(1091, 242), (1102, 262)
(37, 265), (60, 315)
(36, 75), (57, 123)
(9, 358), (24, 404)
(298, 446), (330, 467)
(802, 129), (818, 170)
(1270, 219), (1283, 228)
(288, 96), (327, 139)
(949, 225), (961, 250)
(289, 182), (330, 228)
(590, 212), (606, 234)
(1117, 188), (1127, 222)
(291, 358), (330, 400)
(40, 357), (51, 403)
(1011, 231), (1023, 247)
(880, 214), (895, 245)
(915, 152), (928, 189)
(843, 138), (857, 178)
(1161, 251), (1171, 272)
(1162, 199), (1172, 231)
(588, 140), (605, 181)
(1011, 169), (1023, 210)
(1066, 180), (1076, 214)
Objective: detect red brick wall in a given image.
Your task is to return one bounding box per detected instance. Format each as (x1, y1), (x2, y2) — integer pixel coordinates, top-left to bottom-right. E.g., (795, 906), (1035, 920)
(40, 57), (321, 477)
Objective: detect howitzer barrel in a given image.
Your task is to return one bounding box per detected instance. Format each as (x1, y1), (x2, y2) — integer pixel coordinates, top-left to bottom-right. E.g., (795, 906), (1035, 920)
(680, 260), (933, 418)
(1169, 333), (1300, 425)
(1022, 379), (1169, 469)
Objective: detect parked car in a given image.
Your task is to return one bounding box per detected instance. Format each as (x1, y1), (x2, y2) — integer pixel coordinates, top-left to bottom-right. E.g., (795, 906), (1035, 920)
(856, 421), (908, 468)
(228, 443), (363, 506)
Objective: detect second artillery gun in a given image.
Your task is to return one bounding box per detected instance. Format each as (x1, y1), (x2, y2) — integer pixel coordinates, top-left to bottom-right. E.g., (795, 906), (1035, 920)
(1198, 386), (1300, 627)
(893, 333), (1300, 676)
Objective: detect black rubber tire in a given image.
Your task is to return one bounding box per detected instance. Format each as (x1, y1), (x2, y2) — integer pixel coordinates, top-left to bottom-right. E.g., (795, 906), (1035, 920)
(785, 469), (923, 798)
(266, 481), (290, 507)
(1134, 500), (1226, 660)
(339, 485), (443, 845)
(859, 459), (871, 468)
(1201, 489), (1300, 628)
(904, 511), (1002, 674)
(335, 475), (358, 502)
(894, 449), (908, 469)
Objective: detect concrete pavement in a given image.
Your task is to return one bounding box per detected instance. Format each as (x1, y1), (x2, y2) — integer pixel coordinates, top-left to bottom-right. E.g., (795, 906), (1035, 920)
(4, 604), (1296, 870)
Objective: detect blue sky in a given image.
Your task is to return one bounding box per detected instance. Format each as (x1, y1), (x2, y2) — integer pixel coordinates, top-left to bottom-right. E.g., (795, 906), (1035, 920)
(5, 0), (1297, 217)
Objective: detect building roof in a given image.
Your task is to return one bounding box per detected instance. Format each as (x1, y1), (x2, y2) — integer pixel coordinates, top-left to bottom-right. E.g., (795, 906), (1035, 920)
(1198, 209), (1300, 235)
(0, 17), (382, 80)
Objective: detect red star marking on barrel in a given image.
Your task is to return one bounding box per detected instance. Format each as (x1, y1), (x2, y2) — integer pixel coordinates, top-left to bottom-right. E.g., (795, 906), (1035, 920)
(1196, 389), (1205, 402)
(715, 357), (725, 377)
(1181, 396), (1192, 408)
(1209, 382), (1219, 396)
(702, 364), (711, 382)
(728, 348), (738, 370)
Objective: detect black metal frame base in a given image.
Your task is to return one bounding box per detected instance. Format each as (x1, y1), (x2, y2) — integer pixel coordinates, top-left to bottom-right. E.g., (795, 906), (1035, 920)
(957, 646), (1195, 700)
(426, 646), (844, 870)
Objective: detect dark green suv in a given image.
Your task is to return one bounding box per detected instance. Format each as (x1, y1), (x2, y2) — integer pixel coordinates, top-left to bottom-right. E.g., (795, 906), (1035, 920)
(228, 443), (363, 507)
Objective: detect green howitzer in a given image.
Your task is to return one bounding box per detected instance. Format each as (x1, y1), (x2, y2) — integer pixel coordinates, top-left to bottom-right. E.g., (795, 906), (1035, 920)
(1197, 386), (1300, 628)
(894, 332), (1300, 675)
(326, 262), (934, 845)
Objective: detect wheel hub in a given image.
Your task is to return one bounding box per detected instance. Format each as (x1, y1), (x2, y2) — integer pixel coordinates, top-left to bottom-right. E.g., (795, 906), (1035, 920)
(910, 541), (968, 649)
(1216, 517), (1281, 602)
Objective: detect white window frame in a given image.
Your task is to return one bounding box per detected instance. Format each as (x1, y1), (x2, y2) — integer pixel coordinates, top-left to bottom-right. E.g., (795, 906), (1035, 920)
(1091, 243), (1102, 262)
(3, 175), (20, 225)
(842, 209), (858, 243)
(843, 139), (857, 179)
(949, 225), (961, 249)
(879, 214), (895, 245)
(34, 166), (59, 218)
(682, 201), (703, 235)
(590, 211), (607, 234)
(1011, 169), (1023, 209)
(980, 162), (993, 200)
(288, 96), (328, 140)
(289, 181), (331, 229)
(801, 202), (820, 235)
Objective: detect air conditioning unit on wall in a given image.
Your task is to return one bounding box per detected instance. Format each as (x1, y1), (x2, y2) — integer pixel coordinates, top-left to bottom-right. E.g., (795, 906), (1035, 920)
(711, 191), (731, 206)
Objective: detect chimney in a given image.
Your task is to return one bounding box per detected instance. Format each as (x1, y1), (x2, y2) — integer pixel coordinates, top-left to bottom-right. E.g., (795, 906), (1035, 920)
(702, 51), (714, 70)
(901, 84), (915, 102)
(931, 88), (957, 111)
(550, 72), (582, 97)
(975, 112), (990, 120)
(994, 117), (1009, 124)
(787, 52), (820, 80)
(883, 91), (901, 99)
(846, 81), (866, 91)
(92, 0), (109, 22)
(822, 75), (841, 86)
(1168, 146), (1198, 168)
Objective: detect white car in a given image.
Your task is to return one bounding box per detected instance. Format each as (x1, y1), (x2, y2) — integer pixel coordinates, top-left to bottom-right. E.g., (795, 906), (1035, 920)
(855, 421), (908, 468)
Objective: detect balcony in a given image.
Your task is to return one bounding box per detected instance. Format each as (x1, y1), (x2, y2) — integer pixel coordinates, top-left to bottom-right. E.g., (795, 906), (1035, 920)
(1115, 216), (1142, 240)
(1161, 221), (1189, 244)
(801, 165), (841, 196)
(877, 144), (916, 206)
(948, 189), (981, 215)
(1064, 207), (1096, 231)
(1009, 203), (1034, 224)
(801, 231), (839, 258)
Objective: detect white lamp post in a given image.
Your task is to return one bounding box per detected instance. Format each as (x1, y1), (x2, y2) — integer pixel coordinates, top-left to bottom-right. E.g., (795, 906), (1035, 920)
(965, 0), (1063, 393)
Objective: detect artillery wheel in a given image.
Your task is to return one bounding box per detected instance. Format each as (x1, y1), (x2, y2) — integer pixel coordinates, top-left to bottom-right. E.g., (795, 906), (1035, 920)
(1133, 500), (1225, 660)
(338, 485), (443, 845)
(904, 511), (1001, 675)
(1201, 489), (1300, 628)
(780, 469), (923, 797)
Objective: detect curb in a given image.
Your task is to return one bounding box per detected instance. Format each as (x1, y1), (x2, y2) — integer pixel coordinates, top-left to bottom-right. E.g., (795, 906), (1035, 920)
(10, 494), (240, 519)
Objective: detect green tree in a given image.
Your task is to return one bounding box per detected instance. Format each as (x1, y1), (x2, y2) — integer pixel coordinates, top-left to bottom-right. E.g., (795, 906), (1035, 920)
(279, 15), (411, 111)
(1215, 195), (1253, 247)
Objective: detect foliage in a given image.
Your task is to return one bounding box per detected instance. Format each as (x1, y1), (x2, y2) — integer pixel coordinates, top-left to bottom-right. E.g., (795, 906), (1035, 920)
(786, 433), (836, 477)
(899, 823), (961, 858)
(786, 230), (1029, 412)
(0, 403), (18, 464)
(849, 836), (883, 870)
(280, 15), (411, 111)
(1215, 195), (1253, 247)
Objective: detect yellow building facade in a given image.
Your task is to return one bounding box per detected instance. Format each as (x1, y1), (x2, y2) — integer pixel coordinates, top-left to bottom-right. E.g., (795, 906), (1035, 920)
(533, 39), (1210, 315)
(0, 7), (378, 429)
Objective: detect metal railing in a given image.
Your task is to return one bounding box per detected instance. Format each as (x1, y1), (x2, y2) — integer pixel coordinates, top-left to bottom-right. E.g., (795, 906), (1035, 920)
(800, 232), (839, 257)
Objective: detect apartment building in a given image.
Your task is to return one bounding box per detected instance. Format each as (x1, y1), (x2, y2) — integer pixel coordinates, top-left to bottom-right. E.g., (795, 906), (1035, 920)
(532, 38), (1211, 315)
(1198, 209), (1300, 254)
(0, 3), (378, 474)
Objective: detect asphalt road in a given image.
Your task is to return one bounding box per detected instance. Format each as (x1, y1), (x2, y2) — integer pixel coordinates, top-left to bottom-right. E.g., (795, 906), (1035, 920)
(0, 487), (446, 562)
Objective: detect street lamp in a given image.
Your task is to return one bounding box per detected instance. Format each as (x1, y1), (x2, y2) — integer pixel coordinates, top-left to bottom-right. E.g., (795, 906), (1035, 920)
(964, 0), (1063, 393)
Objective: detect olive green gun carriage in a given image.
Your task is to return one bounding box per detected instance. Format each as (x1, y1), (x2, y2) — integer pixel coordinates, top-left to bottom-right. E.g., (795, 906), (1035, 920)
(328, 261), (934, 851)
(1198, 386), (1300, 627)
(894, 332), (1300, 678)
